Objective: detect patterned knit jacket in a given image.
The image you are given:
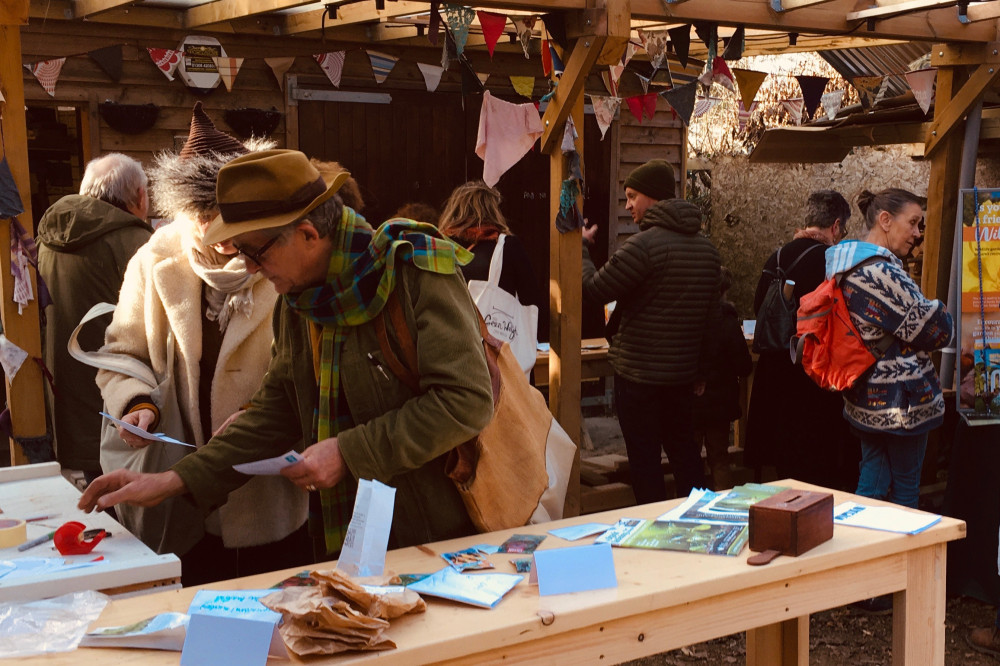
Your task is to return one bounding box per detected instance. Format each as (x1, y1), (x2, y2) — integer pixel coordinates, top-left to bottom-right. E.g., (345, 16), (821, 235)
(827, 241), (954, 435)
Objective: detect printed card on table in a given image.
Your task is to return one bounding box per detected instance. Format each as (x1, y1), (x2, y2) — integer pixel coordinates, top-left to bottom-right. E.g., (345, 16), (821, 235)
(181, 590), (287, 666)
(532, 543), (617, 596)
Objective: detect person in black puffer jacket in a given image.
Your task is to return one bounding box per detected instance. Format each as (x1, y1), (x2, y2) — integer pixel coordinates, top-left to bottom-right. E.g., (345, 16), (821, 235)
(583, 159), (721, 502)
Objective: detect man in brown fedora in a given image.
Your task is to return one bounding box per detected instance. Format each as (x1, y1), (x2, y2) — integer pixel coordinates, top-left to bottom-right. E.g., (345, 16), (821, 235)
(80, 149), (493, 558)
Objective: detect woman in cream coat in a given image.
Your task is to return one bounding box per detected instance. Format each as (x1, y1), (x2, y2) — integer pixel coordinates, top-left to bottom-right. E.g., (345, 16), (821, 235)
(98, 104), (311, 585)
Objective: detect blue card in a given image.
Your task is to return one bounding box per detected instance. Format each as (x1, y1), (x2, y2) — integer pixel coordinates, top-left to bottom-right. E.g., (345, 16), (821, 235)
(180, 590), (286, 666)
(548, 523), (612, 541)
(533, 543), (617, 596)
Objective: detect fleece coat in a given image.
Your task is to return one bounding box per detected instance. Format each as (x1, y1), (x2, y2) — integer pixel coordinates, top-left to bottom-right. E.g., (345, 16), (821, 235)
(98, 221), (307, 548)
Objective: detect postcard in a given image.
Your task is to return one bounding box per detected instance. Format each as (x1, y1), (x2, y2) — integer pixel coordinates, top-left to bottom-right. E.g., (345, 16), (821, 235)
(499, 534), (545, 554)
(407, 566), (523, 608)
(441, 547), (494, 572)
(232, 450), (304, 475)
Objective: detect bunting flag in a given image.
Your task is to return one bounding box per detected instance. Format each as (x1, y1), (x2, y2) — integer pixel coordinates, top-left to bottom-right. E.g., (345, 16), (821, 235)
(0, 334), (28, 381)
(561, 114), (578, 154)
(10, 220), (34, 314)
(781, 97), (804, 125)
(541, 13), (569, 51)
(477, 11), (507, 58)
(638, 29), (670, 71)
(641, 92), (658, 120)
(796, 75), (829, 121)
(511, 17), (535, 59)
(721, 26), (745, 61)
(636, 73), (650, 95)
(24, 58), (66, 97)
(712, 57), (735, 92)
(668, 25), (691, 69)
(694, 22), (717, 61)
(853, 75), (888, 111)
(737, 100), (758, 132)
(417, 62), (445, 92)
(549, 43), (565, 76)
(625, 95), (645, 124)
(821, 90), (845, 121)
(477, 71), (490, 87)
(510, 75), (535, 98)
(212, 57), (244, 92)
(88, 45), (123, 82)
(693, 96), (721, 119)
(367, 50), (398, 84)
(592, 95), (621, 140)
(147, 48), (183, 82)
(315, 51), (346, 88)
(265, 56), (295, 91)
(732, 68), (768, 111)
(541, 39), (552, 77)
(601, 69), (619, 96)
(905, 68), (937, 115)
(651, 66), (673, 89)
(621, 41), (638, 68)
(443, 4), (475, 57)
(0, 157), (25, 219)
(661, 80), (698, 126)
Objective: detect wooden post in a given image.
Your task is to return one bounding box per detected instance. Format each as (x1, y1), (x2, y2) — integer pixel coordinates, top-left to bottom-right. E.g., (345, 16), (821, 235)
(1, 3), (46, 465)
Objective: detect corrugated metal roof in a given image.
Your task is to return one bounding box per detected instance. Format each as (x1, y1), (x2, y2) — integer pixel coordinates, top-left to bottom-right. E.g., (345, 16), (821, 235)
(820, 41), (932, 98)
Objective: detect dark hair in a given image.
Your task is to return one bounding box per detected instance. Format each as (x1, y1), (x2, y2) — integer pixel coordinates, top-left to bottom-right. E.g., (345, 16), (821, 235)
(394, 202), (440, 225)
(856, 188), (924, 230)
(804, 189), (850, 230)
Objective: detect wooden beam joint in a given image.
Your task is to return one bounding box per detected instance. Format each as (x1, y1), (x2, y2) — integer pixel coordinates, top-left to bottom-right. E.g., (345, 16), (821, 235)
(930, 41), (1000, 66)
(540, 36), (607, 154)
(925, 62), (1000, 157)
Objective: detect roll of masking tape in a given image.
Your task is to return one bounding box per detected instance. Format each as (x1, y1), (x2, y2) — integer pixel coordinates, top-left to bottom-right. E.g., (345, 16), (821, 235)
(0, 518), (27, 548)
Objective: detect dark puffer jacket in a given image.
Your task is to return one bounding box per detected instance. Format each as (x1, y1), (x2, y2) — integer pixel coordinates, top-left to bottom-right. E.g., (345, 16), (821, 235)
(37, 195), (153, 472)
(583, 199), (721, 386)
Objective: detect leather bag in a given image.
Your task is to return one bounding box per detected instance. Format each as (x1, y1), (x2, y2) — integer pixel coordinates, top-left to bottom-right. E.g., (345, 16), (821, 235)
(376, 292), (575, 532)
(69, 303), (203, 556)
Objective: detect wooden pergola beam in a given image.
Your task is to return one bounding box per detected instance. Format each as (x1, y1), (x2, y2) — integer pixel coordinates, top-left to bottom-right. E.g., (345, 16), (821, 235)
(540, 39), (606, 154)
(846, 0), (960, 22)
(924, 61), (1000, 157)
(71, 0), (131, 18)
(1, 0), (44, 466)
(32, 1), (185, 29)
(281, 0), (431, 36)
(769, 0), (838, 13)
(961, 0), (1000, 23)
(185, 0), (315, 29)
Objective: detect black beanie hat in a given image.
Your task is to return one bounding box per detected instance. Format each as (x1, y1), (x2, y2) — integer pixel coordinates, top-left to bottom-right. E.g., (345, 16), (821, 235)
(623, 159), (676, 201)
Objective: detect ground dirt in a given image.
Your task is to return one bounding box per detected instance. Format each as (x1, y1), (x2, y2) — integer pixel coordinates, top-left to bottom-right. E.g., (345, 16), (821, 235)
(580, 416), (1000, 665)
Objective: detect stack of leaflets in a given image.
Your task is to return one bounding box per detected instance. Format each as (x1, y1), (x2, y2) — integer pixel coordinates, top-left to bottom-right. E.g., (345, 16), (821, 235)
(833, 501), (942, 534)
(596, 484), (787, 557)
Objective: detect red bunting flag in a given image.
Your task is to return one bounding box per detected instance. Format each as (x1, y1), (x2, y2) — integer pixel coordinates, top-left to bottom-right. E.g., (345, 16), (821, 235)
(477, 11), (508, 58)
(625, 95), (645, 124)
(541, 39), (552, 77)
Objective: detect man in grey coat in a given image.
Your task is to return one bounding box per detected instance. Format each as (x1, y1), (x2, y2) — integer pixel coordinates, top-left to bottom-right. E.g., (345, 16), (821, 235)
(583, 159), (721, 502)
(38, 153), (153, 482)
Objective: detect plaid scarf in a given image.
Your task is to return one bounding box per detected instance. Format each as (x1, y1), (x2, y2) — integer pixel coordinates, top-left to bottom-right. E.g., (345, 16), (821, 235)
(286, 206), (472, 555)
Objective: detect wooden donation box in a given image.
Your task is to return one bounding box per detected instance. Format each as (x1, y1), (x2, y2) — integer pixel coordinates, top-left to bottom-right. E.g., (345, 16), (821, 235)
(749, 489), (833, 557)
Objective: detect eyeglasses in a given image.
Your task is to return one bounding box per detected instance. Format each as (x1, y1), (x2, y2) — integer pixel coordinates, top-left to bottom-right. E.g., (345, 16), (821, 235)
(235, 232), (283, 268)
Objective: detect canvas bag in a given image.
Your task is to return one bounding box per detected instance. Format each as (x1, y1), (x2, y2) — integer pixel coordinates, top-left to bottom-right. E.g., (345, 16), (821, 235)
(467, 234), (539, 376)
(793, 265), (893, 392)
(68, 303), (203, 556)
(752, 243), (822, 354)
(375, 292), (575, 532)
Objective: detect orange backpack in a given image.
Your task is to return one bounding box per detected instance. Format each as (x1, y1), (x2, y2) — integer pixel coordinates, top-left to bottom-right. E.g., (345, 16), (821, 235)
(794, 271), (891, 392)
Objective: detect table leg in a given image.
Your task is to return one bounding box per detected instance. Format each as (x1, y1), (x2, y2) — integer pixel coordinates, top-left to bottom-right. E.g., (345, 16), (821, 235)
(892, 544), (947, 666)
(746, 615), (808, 666)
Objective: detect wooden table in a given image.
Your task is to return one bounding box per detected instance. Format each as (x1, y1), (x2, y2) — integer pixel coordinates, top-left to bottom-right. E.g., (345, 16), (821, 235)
(532, 338), (613, 387)
(0, 462), (180, 601)
(14, 480), (963, 665)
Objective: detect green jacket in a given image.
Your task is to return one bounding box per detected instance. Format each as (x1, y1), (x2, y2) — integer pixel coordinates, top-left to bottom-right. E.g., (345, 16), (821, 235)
(172, 264), (494, 548)
(37, 194), (153, 471)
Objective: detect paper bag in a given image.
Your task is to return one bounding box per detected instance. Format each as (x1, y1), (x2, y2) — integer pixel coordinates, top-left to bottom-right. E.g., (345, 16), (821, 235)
(337, 479), (396, 577)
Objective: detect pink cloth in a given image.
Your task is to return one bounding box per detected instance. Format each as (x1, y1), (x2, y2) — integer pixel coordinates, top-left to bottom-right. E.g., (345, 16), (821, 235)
(476, 90), (543, 187)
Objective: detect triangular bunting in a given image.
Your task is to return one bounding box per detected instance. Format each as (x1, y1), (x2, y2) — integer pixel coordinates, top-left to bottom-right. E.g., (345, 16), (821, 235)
(693, 96), (721, 119)
(511, 17), (535, 59)
(712, 57), (735, 92)
(212, 56), (244, 92)
(592, 95), (621, 140)
(549, 43), (565, 76)
(314, 51), (346, 88)
(429, 0), (441, 45)
(625, 95), (645, 124)
(367, 50), (398, 84)
(821, 90), (845, 121)
(636, 73), (650, 95)
(694, 22), (717, 61)
(905, 68), (937, 115)
(417, 62), (445, 92)
(661, 81), (698, 126)
(0, 157), (25, 219)
(24, 58), (66, 97)
(88, 45), (123, 82)
(602, 69), (619, 96)
(722, 26), (745, 61)
(477, 71), (490, 87)
(737, 100), (758, 132)
(265, 57), (295, 91)
(852, 75), (888, 111)
(510, 75), (535, 98)
(443, 4), (475, 57)
(651, 66), (674, 88)
(147, 48), (182, 82)
(796, 75), (829, 121)
(781, 97), (804, 125)
(541, 39), (552, 77)
(477, 10), (507, 58)
(732, 68), (768, 111)
(541, 13), (569, 51)
(668, 25), (691, 69)
(641, 92), (658, 120)
(638, 29), (670, 71)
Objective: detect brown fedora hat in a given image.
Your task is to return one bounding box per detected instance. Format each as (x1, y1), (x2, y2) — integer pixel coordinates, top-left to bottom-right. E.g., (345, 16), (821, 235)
(203, 149), (349, 245)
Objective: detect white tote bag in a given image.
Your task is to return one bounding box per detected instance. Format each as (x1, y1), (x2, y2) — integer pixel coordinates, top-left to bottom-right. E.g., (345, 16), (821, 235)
(467, 234), (539, 376)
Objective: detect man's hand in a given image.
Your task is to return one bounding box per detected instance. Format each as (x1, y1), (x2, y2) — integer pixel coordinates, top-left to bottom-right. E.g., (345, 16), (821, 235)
(281, 437), (346, 492)
(582, 221), (599, 246)
(118, 408), (157, 448)
(693, 381), (706, 397)
(78, 469), (187, 512)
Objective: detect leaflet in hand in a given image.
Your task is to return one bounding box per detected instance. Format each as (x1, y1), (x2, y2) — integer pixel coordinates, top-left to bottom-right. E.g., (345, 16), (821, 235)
(833, 501), (942, 534)
(232, 450), (304, 475)
(100, 412), (194, 448)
